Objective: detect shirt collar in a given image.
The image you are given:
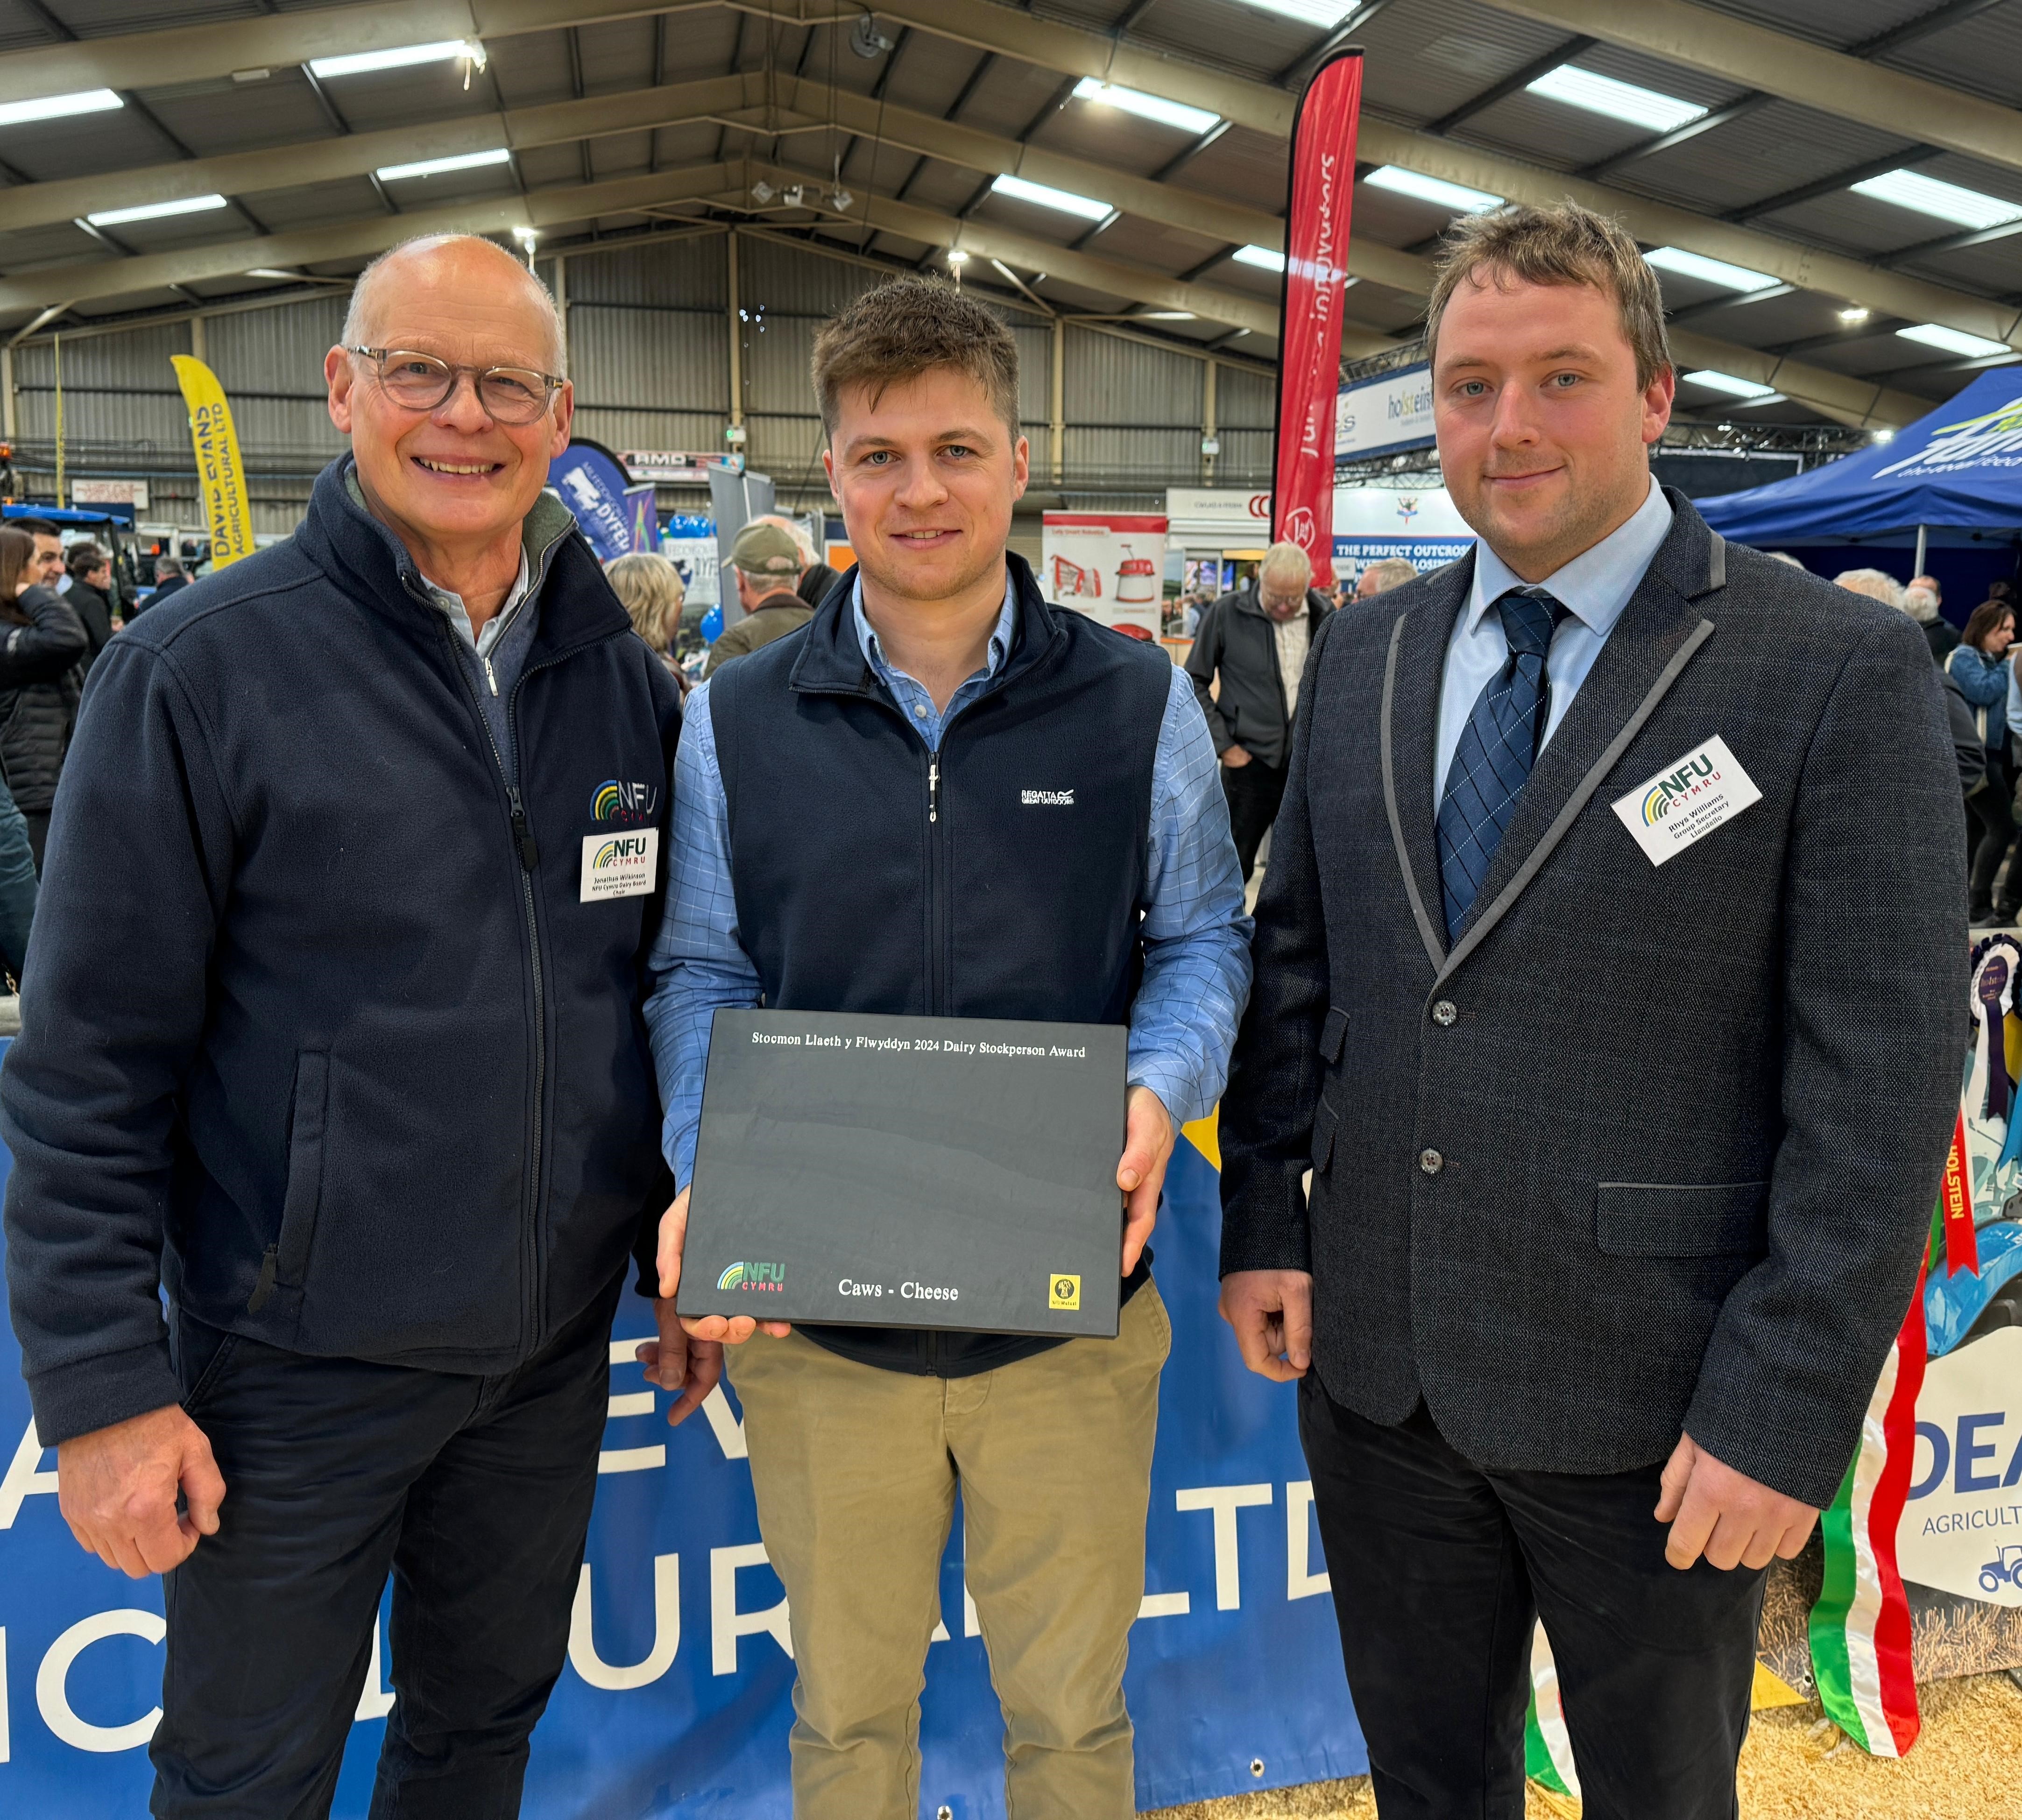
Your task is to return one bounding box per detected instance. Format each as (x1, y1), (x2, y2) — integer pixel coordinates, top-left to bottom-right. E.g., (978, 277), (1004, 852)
(852, 567), (1018, 681)
(1467, 476), (1673, 640)
(420, 545), (533, 656)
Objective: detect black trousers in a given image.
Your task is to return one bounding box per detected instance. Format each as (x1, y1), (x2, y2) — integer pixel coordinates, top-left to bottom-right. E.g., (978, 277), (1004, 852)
(1221, 755), (1287, 881)
(1965, 755), (2017, 913)
(1299, 1379), (1766, 1820)
(151, 1279), (623, 1820)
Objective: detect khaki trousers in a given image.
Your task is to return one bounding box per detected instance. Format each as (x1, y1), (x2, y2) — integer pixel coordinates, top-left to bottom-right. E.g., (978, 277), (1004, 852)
(725, 1281), (1171, 1820)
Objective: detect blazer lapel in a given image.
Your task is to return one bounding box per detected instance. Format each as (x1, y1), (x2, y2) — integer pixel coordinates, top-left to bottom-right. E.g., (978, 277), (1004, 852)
(1381, 553), (1471, 972)
(1436, 499), (1725, 988)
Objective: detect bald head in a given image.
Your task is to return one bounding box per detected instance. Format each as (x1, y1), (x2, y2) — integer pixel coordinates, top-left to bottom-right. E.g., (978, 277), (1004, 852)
(343, 235), (566, 376)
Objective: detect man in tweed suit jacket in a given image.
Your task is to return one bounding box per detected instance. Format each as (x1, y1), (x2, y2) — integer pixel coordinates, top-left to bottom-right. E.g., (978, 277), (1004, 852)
(1218, 203), (1965, 1818)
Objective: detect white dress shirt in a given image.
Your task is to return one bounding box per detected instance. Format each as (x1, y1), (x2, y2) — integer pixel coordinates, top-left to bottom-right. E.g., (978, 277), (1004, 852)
(1273, 610), (1311, 720)
(1434, 477), (1674, 807)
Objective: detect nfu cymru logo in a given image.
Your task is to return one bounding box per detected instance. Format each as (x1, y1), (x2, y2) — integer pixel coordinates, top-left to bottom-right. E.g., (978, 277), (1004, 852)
(593, 778), (658, 824)
(717, 1261), (786, 1293)
(1876, 391), (2022, 480)
(592, 834), (652, 871)
(1641, 752), (1720, 825)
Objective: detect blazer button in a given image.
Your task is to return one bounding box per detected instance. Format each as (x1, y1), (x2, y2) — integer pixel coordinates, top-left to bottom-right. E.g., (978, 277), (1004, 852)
(1419, 1148), (1444, 1175)
(1431, 1000), (1457, 1027)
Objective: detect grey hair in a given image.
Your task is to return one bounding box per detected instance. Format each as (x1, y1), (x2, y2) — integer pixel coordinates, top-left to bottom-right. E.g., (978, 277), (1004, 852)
(1833, 567), (1908, 611)
(1258, 541), (1313, 588)
(341, 234), (567, 377)
(1358, 557), (1420, 595)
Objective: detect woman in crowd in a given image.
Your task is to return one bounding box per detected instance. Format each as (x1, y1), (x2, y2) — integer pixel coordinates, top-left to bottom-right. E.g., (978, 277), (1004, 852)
(606, 550), (688, 694)
(0, 522), (87, 875)
(1946, 596), (2018, 924)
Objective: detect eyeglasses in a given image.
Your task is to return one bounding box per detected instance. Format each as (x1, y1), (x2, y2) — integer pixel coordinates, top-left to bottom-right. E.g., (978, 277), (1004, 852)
(345, 347), (564, 424)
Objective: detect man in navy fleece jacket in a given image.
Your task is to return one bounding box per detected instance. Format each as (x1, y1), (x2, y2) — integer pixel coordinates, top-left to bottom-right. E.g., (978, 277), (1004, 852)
(2, 235), (692, 1816)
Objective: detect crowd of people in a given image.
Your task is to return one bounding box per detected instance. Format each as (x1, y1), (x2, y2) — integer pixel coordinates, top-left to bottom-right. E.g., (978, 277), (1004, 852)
(1820, 563), (2022, 925)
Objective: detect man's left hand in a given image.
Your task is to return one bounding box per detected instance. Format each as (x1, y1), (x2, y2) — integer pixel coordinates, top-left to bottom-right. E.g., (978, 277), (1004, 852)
(1117, 1086), (1175, 1275)
(638, 1298), (724, 1428)
(1654, 1432), (1819, 1571)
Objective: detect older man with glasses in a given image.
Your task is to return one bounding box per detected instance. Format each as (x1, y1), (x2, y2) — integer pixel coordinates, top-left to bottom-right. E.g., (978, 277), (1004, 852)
(2, 234), (687, 1816)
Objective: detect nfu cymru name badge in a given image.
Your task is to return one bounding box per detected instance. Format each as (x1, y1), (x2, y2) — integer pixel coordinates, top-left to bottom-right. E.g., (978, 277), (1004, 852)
(1610, 735), (1762, 867)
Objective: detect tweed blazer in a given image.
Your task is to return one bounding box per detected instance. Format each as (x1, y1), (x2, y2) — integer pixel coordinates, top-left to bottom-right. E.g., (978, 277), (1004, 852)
(1218, 493), (1966, 1507)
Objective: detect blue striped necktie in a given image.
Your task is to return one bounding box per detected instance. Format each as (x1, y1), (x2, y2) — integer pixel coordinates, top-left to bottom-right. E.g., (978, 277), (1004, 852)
(1436, 587), (1568, 939)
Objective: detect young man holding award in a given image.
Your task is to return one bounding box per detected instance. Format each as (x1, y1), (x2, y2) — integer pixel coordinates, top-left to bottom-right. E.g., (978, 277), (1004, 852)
(640, 276), (1250, 1818)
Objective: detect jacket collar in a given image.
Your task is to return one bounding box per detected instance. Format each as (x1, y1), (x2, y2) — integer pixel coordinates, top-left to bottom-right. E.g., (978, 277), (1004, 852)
(295, 456), (629, 663)
(1384, 488), (1725, 982)
(788, 550), (1066, 701)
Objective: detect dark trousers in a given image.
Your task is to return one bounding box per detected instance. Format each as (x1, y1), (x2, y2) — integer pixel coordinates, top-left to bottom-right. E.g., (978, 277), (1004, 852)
(1965, 754), (2016, 913)
(151, 1280), (623, 1819)
(1221, 755), (1287, 881)
(22, 805), (49, 875)
(1299, 1379), (1766, 1820)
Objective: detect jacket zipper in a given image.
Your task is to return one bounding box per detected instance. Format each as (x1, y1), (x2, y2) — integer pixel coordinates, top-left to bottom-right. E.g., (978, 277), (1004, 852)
(922, 724), (952, 1377)
(428, 604), (555, 1351)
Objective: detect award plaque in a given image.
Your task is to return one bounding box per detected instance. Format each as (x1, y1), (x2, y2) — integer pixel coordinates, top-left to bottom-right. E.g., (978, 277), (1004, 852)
(677, 1008), (1126, 1337)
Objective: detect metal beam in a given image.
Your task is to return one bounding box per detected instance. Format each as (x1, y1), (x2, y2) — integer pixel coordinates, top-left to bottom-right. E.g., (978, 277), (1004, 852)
(0, 2), (711, 105)
(1665, 328), (1926, 432)
(0, 163), (743, 315)
(1478, 0), (2022, 179)
(812, 0), (2022, 348)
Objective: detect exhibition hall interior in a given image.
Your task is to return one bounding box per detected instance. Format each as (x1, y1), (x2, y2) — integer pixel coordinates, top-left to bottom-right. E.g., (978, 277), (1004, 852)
(0, 1), (2019, 1817)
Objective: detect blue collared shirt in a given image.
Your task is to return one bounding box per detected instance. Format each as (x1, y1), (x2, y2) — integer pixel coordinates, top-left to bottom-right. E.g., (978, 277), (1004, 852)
(1434, 477), (1674, 806)
(643, 570), (1253, 1188)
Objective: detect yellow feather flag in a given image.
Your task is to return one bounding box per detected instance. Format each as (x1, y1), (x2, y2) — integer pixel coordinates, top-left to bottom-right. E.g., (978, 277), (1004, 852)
(170, 354), (255, 570)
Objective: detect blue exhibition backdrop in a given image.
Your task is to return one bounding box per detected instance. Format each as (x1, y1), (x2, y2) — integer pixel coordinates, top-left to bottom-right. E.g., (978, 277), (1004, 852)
(0, 1116), (1366, 1815)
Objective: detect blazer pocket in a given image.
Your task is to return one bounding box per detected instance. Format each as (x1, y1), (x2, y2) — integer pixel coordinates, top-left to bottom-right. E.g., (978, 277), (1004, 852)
(275, 1050), (331, 1291)
(1594, 1181), (1769, 1257)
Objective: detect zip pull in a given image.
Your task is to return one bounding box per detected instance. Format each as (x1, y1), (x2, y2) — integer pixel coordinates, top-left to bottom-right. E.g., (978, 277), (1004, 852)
(928, 760), (939, 824)
(507, 785), (540, 870)
(484, 654), (499, 697)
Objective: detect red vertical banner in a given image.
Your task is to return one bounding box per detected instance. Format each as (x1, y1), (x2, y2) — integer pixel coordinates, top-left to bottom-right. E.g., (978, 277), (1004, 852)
(1271, 50), (1365, 586)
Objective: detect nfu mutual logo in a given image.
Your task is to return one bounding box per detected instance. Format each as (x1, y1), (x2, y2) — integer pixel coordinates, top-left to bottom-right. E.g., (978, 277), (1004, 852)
(1875, 391), (2022, 479)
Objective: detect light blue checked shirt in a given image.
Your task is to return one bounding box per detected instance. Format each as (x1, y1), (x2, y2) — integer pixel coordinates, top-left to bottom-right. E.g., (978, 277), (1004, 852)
(1435, 476), (1673, 806)
(643, 571), (1253, 1189)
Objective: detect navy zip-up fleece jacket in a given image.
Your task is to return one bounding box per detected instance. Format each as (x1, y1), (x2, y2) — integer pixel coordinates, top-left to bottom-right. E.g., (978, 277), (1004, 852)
(2, 458), (681, 1446)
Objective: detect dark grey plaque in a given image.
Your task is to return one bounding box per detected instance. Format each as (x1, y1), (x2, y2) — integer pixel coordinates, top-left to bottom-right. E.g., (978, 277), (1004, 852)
(678, 1009), (1125, 1337)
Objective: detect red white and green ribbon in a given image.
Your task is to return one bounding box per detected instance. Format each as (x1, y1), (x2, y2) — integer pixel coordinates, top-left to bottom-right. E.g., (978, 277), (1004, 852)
(1807, 1270), (1926, 1758)
(1522, 1622), (1580, 1798)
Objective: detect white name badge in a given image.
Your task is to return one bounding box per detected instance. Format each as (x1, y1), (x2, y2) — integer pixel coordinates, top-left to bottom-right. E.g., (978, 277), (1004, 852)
(579, 827), (659, 902)
(1610, 735), (1762, 867)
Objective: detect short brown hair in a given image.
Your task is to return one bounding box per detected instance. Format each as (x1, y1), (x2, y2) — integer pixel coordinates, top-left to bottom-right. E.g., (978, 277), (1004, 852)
(1426, 200), (1672, 389)
(811, 276), (1022, 442)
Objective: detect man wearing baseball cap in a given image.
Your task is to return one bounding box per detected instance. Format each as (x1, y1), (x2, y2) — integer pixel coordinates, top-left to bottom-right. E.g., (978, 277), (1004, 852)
(703, 519), (814, 677)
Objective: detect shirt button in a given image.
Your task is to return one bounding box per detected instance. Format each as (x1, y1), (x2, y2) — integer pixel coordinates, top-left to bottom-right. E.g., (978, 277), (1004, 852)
(1419, 1149), (1444, 1176)
(913, 704), (928, 719)
(1431, 1000), (1457, 1027)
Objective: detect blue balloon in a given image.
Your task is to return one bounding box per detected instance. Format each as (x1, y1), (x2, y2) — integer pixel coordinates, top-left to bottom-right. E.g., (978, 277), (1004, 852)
(700, 603), (723, 645)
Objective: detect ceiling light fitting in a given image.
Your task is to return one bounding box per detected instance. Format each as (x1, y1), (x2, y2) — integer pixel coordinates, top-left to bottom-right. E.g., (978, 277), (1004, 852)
(1850, 169), (2022, 230)
(1071, 79), (1219, 137)
(1643, 246), (1778, 293)
(850, 15), (895, 59)
(85, 193), (229, 228)
(1525, 66), (1704, 133)
(0, 88), (121, 128)
(990, 174), (1111, 221)
(375, 148), (511, 182)
(1363, 166), (1502, 214)
(308, 40), (486, 82)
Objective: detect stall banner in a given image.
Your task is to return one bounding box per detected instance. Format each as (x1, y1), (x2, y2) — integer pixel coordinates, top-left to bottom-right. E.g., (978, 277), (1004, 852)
(624, 485), (658, 557)
(0, 1113), (1372, 1815)
(550, 442), (636, 561)
(169, 356), (254, 570)
(1270, 51), (1364, 586)
(1332, 484), (1472, 583)
(660, 512), (717, 609)
(1334, 364), (1435, 466)
(1039, 513), (1168, 637)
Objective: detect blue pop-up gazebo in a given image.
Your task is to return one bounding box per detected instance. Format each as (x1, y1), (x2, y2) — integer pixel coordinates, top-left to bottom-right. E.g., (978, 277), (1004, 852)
(1697, 372), (2022, 584)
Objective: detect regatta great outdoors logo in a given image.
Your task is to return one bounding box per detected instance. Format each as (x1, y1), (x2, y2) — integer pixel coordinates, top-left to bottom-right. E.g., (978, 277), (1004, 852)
(717, 1261), (786, 1292)
(1875, 391), (2022, 480)
(1021, 789), (1074, 806)
(593, 778), (658, 823)
(1640, 753), (1719, 825)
